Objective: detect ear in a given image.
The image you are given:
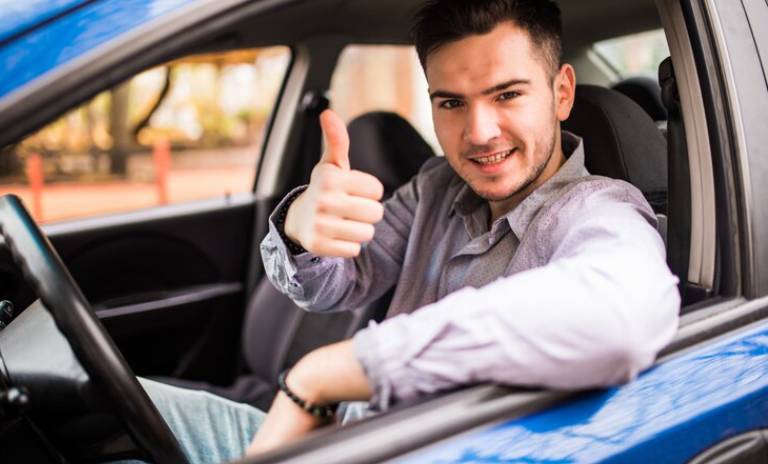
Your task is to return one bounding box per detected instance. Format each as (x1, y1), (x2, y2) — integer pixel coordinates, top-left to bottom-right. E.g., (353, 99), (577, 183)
(554, 64), (576, 122)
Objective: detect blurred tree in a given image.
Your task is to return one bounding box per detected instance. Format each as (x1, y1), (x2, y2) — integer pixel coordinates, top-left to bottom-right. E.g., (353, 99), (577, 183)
(0, 144), (22, 178)
(109, 82), (132, 176)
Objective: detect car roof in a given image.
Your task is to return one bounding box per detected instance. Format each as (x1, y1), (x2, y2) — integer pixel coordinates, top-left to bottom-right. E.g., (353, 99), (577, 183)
(0, 1), (91, 44)
(236, 0), (660, 47)
(0, 0), (201, 100)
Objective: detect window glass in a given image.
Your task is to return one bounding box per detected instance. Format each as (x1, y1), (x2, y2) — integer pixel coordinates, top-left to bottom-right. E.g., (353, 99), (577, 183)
(330, 45), (441, 154)
(0, 46), (291, 223)
(593, 29), (670, 78)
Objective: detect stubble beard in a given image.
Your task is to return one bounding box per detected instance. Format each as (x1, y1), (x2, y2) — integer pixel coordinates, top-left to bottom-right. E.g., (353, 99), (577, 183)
(467, 124), (559, 203)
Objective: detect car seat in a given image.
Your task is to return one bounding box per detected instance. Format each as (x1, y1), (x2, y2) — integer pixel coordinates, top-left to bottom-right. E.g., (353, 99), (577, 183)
(563, 84), (668, 212)
(612, 76), (668, 122)
(562, 84), (668, 243)
(159, 112), (434, 409)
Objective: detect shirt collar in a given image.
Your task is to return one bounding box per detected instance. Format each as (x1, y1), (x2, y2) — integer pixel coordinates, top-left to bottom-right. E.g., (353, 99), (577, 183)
(451, 131), (589, 239)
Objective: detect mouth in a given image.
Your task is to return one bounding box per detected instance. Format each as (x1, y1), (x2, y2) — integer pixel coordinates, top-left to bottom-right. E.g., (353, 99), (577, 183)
(469, 148), (517, 166)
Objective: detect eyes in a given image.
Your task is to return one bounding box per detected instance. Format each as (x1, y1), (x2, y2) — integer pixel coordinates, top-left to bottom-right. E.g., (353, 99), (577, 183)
(498, 90), (520, 101)
(436, 91), (521, 110)
(438, 99), (464, 109)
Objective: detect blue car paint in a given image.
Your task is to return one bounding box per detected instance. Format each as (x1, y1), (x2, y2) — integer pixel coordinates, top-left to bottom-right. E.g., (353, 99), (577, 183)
(395, 320), (768, 463)
(0, 0), (197, 99)
(0, 0), (91, 44)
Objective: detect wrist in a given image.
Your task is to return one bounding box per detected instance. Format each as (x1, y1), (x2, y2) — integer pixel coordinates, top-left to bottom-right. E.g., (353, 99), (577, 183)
(286, 353), (325, 404)
(283, 192), (305, 245)
(287, 341), (373, 405)
(280, 368), (336, 419)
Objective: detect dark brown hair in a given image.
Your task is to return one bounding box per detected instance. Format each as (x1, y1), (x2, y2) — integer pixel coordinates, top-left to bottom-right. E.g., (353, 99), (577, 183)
(411, 0), (563, 79)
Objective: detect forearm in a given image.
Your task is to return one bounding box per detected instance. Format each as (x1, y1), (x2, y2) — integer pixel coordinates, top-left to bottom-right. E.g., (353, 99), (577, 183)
(355, 241), (680, 409)
(246, 340), (371, 456)
(289, 340), (373, 404)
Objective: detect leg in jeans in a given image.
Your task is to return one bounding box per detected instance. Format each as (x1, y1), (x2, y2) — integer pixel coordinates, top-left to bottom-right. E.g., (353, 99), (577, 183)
(126, 378), (267, 464)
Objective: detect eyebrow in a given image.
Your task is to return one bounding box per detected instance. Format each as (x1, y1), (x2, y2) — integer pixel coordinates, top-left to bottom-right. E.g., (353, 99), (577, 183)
(429, 78), (531, 101)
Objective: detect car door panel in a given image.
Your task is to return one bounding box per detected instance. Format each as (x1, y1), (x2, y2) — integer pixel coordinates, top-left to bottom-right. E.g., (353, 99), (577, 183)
(38, 196), (260, 383)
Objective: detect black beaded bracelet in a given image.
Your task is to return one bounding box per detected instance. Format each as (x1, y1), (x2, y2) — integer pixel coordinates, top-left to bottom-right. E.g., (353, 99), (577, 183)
(276, 189), (308, 255)
(277, 369), (337, 419)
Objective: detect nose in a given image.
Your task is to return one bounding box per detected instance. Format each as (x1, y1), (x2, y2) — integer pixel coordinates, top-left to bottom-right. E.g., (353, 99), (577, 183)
(463, 104), (502, 146)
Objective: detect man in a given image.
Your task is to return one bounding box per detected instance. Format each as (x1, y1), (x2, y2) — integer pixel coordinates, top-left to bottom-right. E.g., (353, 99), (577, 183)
(138, 1), (679, 462)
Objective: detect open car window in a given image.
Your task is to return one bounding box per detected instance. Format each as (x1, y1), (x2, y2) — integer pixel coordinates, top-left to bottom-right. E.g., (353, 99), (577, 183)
(330, 45), (440, 154)
(0, 47), (290, 224)
(593, 28), (671, 79)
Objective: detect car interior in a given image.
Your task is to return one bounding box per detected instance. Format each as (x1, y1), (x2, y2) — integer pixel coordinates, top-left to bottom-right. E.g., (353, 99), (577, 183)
(0, 0), (746, 462)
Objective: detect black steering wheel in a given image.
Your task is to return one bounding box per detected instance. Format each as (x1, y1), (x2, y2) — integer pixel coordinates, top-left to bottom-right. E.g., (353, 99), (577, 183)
(0, 195), (187, 463)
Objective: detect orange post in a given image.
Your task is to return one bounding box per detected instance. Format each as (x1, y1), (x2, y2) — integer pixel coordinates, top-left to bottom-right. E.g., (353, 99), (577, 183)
(25, 153), (44, 221)
(153, 139), (170, 205)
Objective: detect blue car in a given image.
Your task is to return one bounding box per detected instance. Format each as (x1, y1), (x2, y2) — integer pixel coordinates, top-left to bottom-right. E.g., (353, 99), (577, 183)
(0, 0), (767, 462)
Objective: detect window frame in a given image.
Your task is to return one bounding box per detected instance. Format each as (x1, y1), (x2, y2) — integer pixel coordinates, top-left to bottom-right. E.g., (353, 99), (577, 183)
(1, 46), (295, 224)
(0, 0), (301, 151)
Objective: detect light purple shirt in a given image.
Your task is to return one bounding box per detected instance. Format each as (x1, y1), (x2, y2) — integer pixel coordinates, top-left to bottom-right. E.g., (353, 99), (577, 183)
(260, 132), (680, 411)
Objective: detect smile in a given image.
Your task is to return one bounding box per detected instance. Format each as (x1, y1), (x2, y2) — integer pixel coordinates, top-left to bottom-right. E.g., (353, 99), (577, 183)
(470, 148), (516, 165)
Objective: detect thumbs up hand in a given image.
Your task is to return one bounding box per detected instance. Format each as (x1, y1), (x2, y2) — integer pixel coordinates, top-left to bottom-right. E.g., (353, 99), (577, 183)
(284, 110), (385, 258)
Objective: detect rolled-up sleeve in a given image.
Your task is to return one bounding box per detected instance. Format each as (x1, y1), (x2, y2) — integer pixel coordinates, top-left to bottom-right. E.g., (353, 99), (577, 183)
(354, 186), (680, 411)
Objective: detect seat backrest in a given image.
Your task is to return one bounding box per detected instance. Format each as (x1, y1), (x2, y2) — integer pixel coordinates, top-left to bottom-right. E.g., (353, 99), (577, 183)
(346, 111), (436, 198)
(612, 76), (668, 122)
(562, 84), (668, 215)
(242, 111), (434, 381)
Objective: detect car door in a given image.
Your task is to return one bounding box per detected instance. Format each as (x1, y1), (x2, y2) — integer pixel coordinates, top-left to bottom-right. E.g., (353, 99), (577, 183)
(0, 0), (298, 385)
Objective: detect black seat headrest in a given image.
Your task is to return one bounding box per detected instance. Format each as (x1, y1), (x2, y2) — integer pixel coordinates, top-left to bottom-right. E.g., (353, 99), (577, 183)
(612, 76), (668, 121)
(562, 84), (667, 212)
(347, 111), (435, 198)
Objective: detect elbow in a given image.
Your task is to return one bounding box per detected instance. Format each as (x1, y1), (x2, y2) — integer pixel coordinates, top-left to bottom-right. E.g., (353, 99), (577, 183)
(599, 336), (655, 385)
(532, 335), (656, 390)
(599, 279), (680, 386)
(597, 302), (677, 385)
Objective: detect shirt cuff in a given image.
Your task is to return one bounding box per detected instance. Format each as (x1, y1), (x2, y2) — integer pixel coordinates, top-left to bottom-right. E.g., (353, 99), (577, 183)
(271, 185), (309, 255)
(262, 186), (330, 299)
(354, 323), (394, 412)
(353, 316), (416, 411)
(351, 287), (480, 411)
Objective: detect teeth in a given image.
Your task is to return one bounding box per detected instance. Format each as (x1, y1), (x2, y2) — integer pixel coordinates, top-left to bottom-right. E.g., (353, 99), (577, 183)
(474, 149), (513, 165)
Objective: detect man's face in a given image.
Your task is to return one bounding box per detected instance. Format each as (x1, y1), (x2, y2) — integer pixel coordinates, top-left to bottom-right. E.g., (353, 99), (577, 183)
(426, 21), (575, 211)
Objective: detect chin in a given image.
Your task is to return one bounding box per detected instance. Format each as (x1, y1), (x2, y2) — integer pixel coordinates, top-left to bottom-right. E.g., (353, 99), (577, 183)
(469, 178), (526, 202)
(471, 185), (522, 202)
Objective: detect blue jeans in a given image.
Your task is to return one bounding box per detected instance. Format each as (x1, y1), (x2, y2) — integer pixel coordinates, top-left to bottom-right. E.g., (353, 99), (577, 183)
(123, 378), (266, 464)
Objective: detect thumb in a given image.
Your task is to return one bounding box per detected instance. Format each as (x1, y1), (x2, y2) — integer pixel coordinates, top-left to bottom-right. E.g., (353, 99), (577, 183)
(319, 109), (350, 170)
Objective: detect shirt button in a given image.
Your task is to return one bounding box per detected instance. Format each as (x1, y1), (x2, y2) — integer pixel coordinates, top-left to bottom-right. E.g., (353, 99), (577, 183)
(311, 257), (321, 263)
